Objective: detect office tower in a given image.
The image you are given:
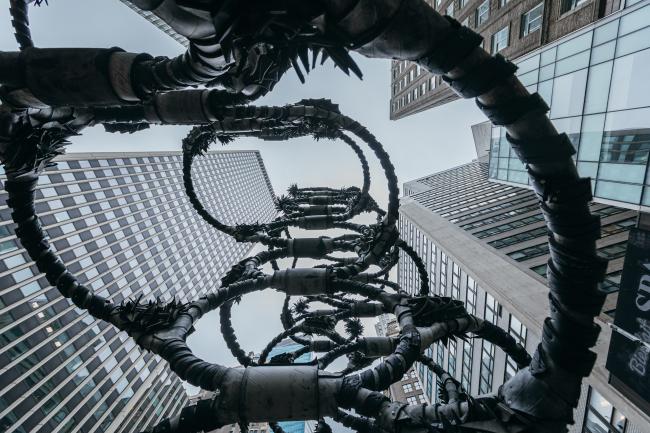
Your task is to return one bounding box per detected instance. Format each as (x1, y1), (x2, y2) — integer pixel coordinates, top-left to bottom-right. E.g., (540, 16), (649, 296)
(119, 1), (189, 47)
(397, 160), (650, 431)
(267, 339), (316, 433)
(389, 0), (645, 119)
(489, 2), (650, 211)
(0, 151), (277, 433)
(375, 316), (428, 406)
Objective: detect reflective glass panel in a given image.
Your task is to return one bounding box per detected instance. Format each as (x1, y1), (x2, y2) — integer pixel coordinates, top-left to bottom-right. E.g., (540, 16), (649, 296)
(584, 61), (613, 114)
(590, 40), (616, 65)
(550, 69), (588, 118)
(616, 26), (650, 57)
(595, 180), (642, 203)
(608, 48), (650, 111)
(540, 47), (556, 65)
(602, 107), (650, 163)
(618, 4), (650, 36)
(556, 31), (592, 60)
(555, 50), (590, 76)
(578, 114), (606, 161)
(593, 19), (619, 45)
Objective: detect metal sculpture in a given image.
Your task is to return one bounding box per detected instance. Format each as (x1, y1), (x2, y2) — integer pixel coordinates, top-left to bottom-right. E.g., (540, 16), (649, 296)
(1, 1), (607, 432)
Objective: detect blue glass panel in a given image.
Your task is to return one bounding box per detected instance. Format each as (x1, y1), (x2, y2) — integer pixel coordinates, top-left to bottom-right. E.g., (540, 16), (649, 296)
(578, 114), (605, 162)
(616, 26), (650, 57)
(556, 31), (592, 60)
(593, 19), (619, 45)
(608, 48), (650, 111)
(584, 61), (613, 114)
(618, 4), (650, 35)
(550, 69), (588, 118)
(595, 180), (642, 203)
(590, 40), (616, 65)
(555, 50), (590, 76)
(540, 47), (556, 65)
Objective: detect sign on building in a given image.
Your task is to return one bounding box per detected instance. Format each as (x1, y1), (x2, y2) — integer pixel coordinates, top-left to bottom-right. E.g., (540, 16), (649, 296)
(606, 228), (650, 403)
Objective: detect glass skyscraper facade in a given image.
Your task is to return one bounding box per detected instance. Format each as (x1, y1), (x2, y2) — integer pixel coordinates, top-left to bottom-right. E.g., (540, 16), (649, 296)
(0, 151), (276, 433)
(398, 162), (649, 432)
(489, 0), (650, 210)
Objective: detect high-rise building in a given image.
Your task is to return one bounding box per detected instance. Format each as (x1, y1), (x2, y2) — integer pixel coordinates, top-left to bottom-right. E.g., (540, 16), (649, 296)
(397, 160), (650, 431)
(488, 1), (650, 212)
(389, 0), (645, 119)
(0, 151), (276, 433)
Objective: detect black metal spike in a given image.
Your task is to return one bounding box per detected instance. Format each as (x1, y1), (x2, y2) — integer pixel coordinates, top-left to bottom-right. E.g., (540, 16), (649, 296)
(290, 52), (306, 84)
(311, 47), (321, 70)
(325, 47), (349, 75)
(320, 50), (330, 65)
(297, 46), (310, 73)
(328, 47), (363, 79)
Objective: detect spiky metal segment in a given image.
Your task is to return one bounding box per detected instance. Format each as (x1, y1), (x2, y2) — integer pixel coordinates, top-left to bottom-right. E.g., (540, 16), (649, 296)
(344, 318), (364, 339)
(116, 296), (190, 335)
(0, 118), (72, 178)
(408, 297), (468, 327)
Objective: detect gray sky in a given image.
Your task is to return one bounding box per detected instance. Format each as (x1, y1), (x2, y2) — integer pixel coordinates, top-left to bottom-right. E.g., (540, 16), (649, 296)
(2, 0), (485, 398)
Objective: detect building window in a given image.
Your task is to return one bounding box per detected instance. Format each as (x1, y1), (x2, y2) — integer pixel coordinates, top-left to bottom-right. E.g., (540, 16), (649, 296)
(446, 2), (455, 17)
(484, 293), (499, 325)
(461, 16), (470, 27)
(465, 277), (477, 315)
(479, 341), (495, 394)
(403, 383), (414, 393)
(448, 339), (457, 377)
(414, 381), (422, 390)
(451, 262), (461, 299)
(460, 0), (468, 8)
(521, 3), (543, 37)
(406, 396), (418, 405)
(562, 0), (588, 14)
(430, 76), (437, 90)
(491, 26), (509, 53)
(429, 244), (437, 292)
(436, 0), (442, 8)
(582, 388), (628, 433)
(440, 252), (448, 295)
(499, 0), (510, 7)
(475, 0), (489, 26)
(504, 315), (527, 381)
(461, 340), (473, 391)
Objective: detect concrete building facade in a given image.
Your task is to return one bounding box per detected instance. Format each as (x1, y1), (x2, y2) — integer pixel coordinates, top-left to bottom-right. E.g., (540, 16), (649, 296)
(389, 0), (645, 119)
(397, 161), (650, 432)
(0, 151), (276, 433)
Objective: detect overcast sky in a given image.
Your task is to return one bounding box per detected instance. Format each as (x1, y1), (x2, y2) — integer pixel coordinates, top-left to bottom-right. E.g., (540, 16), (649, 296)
(1, 0), (485, 399)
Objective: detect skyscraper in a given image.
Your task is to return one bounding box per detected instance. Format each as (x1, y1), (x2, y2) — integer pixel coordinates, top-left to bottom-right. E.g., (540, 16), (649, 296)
(397, 160), (650, 431)
(0, 151), (276, 433)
